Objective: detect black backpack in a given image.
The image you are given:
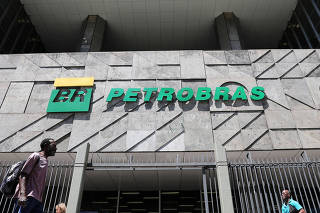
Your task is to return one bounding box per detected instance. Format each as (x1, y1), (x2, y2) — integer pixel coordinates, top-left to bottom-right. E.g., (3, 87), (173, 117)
(0, 160), (26, 198)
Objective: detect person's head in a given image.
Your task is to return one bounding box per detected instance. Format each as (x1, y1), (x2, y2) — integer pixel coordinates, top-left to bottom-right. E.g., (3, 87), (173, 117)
(40, 138), (57, 157)
(55, 203), (66, 213)
(281, 189), (291, 201)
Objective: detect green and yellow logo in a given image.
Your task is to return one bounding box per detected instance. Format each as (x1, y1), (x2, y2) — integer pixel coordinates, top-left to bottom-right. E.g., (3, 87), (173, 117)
(47, 77), (94, 112)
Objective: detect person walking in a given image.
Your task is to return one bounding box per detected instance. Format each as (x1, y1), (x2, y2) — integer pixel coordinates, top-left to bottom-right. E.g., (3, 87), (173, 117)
(13, 138), (57, 213)
(282, 189), (306, 213)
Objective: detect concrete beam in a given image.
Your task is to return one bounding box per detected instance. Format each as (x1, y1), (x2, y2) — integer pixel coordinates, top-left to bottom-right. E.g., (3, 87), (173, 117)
(79, 15), (107, 52)
(215, 12), (244, 50)
(214, 142), (235, 213)
(67, 143), (90, 213)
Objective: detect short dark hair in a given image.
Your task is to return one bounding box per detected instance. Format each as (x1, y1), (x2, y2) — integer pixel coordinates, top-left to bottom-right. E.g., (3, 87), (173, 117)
(40, 138), (54, 151)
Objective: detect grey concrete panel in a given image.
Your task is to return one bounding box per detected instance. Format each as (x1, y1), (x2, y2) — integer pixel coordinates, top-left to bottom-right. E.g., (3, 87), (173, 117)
(100, 116), (128, 146)
(248, 50), (274, 63)
(156, 51), (180, 65)
(225, 50), (250, 64)
(34, 68), (62, 81)
(59, 67), (85, 78)
(203, 51), (227, 65)
(128, 112), (156, 130)
(156, 111), (183, 130)
(281, 78), (315, 109)
(107, 66), (132, 80)
(257, 79), (290, 110)
(0, 82), (34, 113)
(157, 66), (181, 79)
(305, 77), (320, 109)
(228, 65), (254, 78)
(205, 65), (228, 79)
(298, 130), (320, 149)
(249, 131), (273, 150)
(25, 54), (60, 67)
(0, 114), (44, 142)
(180, 51), (205, 79)
(282, 64), (304, 78)
(68, 112), (127, 150)
(253, 63), (277, 78)
(184, 129), (214, 151)
(0, 68), (35, 81)
(46, 53), (85, 66)
(22, 113), (71, 132)
(159, 133), (185, 151)
(15, 134), (43, 152)
(126, 130), (154, 151)
(0, 55), (16, 68)
(276, 51), (297, 63)
(0, 131), (42, 152)
(271, 49), (292, 62)
(237, 112), (267, 129)
(131, 134), (157, 151)
(270, 130), (302, 149)
(154, 127), (184, 151)
(264, 110), (296, 129)
(292, 110), (320, 128)
(132, 53), (159, 79)
(299, 63), (320, 77)
(25, 83), (53, 113)
(0, 82), (10, 107)
(183, 111), (211, 130)
(294, 49), (317, 62)
(213, 130), (241, 151)
(91, 52), (133, 66)
(68, 53), (88, 66)
(211, 112), (239, 130)
(84, 65), (108, 80)
(102, 134), (127, 152)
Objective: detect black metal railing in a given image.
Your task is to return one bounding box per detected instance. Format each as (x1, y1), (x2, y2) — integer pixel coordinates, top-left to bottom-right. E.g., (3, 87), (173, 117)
(229, 159), (320, 213)
(0, 162), (74, 213)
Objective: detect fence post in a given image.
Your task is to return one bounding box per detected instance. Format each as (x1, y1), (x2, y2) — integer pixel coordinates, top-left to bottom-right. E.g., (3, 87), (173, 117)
(214, 143), (235, 213)
(67, 143), (90, 213)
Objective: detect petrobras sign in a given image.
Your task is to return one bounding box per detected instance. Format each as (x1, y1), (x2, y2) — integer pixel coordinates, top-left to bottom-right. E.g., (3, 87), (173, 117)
(46, 77), (265, 112)
(47, 77), (94, 112)
(106, 86), (265, 102)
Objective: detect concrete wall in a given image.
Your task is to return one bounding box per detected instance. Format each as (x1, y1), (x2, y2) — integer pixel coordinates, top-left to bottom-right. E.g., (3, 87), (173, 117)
(0, 50), (320, 153)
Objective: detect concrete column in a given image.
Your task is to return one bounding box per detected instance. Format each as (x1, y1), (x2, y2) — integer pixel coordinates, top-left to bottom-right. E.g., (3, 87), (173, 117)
(79, 15), (107, 52)
(202, 168), (210, 213)
(215, 12), (244, 50)
(214, 143), (234, 213)
(67, 143), (90, 213)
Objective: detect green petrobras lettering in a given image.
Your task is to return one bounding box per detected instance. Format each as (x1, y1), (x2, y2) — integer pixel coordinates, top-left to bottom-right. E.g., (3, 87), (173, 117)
(157, 88), (175, 101)
(231, 86), (247, 100)
(177, 87), (193, 101)
(214, 87), (230, 100)
(195, 87), (211, 101)
(250, 86), (265, 100)
(143, 88), (158, 101)
(47, 88), (92, 112)
(123, 88), (140, 102)
(106, 88), (124, 101)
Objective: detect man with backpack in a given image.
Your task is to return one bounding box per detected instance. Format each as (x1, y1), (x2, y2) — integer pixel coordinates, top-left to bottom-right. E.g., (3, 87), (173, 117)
(13, 138), (57, 213)
(282, 189), (306, 213)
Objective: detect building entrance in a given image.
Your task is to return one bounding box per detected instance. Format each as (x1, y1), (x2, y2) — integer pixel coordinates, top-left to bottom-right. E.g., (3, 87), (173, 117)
(79, 152), (220, 213)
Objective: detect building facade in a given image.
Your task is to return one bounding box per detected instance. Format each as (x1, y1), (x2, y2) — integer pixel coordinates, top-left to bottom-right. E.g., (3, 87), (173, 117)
(0, 0), (320, 213)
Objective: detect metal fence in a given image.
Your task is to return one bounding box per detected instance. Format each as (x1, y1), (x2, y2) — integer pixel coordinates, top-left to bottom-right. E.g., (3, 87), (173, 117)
(229, 158), (320, 213)
(0, 161), (74, 213)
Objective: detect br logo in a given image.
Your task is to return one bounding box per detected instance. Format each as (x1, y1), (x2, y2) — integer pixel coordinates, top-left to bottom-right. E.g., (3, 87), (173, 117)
(47, 77), (94, 112)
